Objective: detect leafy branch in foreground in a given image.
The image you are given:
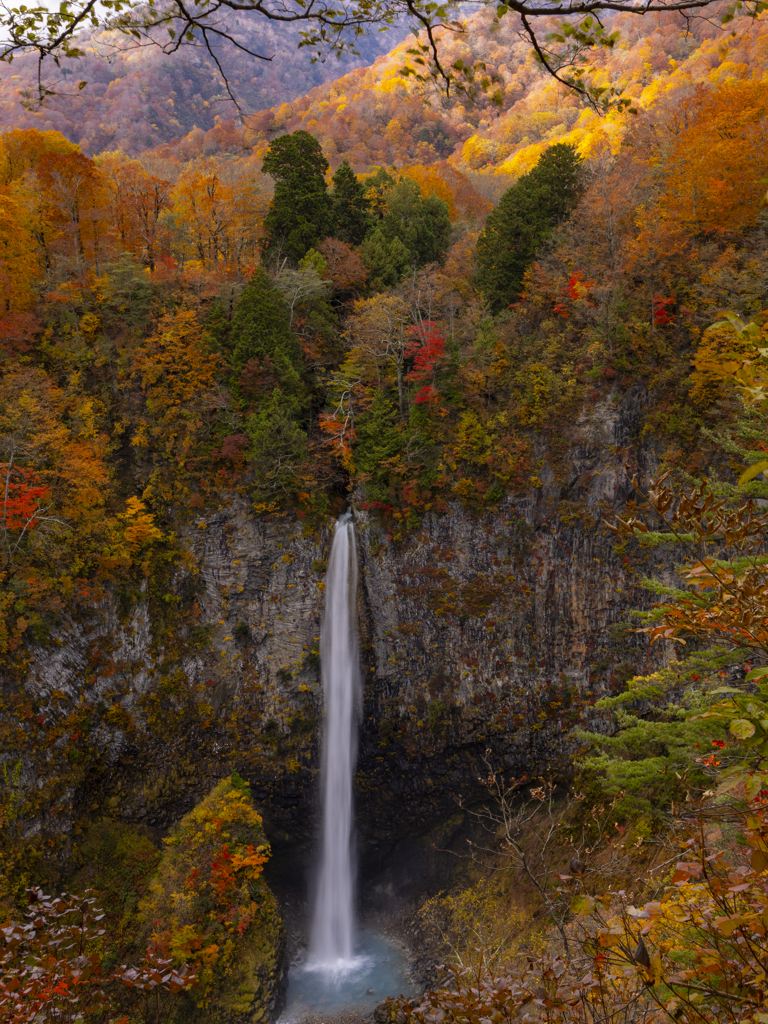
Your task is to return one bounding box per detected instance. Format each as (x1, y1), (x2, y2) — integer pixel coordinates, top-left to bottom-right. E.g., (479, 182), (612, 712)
(609, 467), (768, 659)
(0, 888), (110, 1024)
(1, 0), (766, 111)
(388, 797), (768, 1024)
(0, 887), (196, 1024)
(696, 665), (768, 801)
(606, 312), (768, 659)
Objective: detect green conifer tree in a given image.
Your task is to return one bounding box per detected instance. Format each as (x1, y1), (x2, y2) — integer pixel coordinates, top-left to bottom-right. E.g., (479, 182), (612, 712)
(531, 143), (587, 225)
(476, 143), (585, 313)
(262, 130), (332, 261)
(247, 388), (308, 498)
(414, 192), (452, 267)
(353, 389), (403, 502)
(331, 160), (371, 246)
(380, 178), (451, 267)
(359, 228), (412, 292)
(203, 297), (231, 350)
(229, 269), (302, 396)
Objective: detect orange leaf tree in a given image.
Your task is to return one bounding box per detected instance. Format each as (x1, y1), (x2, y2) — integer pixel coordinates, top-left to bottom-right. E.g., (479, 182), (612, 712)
(127, 308), (228, 507)
(137, 774), (276, 1006)
(0, 363), (116, 653)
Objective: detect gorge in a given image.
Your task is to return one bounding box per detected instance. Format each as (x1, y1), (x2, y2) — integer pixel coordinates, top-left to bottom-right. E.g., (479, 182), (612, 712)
(2, 385), (650, 1024)
(16, 387), (650, 955)
(2, 9), (767, 1017)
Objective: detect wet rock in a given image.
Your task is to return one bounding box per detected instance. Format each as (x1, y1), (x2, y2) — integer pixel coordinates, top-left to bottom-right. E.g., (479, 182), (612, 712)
(20, 386), (668, 895)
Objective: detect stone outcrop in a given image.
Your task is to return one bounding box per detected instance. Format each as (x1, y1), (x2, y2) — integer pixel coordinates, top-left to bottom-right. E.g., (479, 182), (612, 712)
(22, 387), (659, 895)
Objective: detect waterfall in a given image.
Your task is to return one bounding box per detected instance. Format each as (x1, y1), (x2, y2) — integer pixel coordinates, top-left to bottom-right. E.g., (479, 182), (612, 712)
(309, 514), (361, 972)
(279, 512), (415, 1019)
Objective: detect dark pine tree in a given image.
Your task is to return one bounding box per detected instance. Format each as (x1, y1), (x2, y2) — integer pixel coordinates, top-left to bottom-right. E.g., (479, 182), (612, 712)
(353, 388), (404, 502)
(330, 160), (371, 247)
(247, 387), (307, 498)
(476, 143), (585, 313)
(203, 297), (231, 350)
(360, 228), (412, 292)
(262, 130), (332, 262)
(379, 177), (452, 268)
(229, 268), (302, 397)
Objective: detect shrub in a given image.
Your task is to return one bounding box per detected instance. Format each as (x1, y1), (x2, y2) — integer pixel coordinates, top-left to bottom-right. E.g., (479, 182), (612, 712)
(390, 800), (768, 1024)
(138, 774), (281, 1012)
(0, 888), (195, 1024)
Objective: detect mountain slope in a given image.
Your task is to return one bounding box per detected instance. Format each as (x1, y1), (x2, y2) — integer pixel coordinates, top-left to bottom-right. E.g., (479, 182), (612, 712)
(0, 16), (409, 155)
(224, 4), (768, 175)
(17, 0), (764, 178)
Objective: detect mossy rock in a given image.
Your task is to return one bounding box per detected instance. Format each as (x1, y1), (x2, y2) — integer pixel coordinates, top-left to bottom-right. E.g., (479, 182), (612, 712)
(213, 883), (286, 1023)
(135, 774), (286, 1023)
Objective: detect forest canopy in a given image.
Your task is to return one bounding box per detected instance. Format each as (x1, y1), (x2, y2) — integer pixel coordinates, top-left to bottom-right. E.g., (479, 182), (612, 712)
(1, 42), (767, 662)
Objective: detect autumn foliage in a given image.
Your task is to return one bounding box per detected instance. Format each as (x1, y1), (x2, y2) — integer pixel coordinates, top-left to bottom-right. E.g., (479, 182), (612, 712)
(0, 887), (195, 1024)
(405, 321), (446, 404)
(390, 800), (768, 1024)
(137, 774), (274, 1005)
(1, 16), (768, 1015)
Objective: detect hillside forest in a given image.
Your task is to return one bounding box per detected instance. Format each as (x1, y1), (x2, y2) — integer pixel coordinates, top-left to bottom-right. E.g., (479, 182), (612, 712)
(2, 0), (768, 1021)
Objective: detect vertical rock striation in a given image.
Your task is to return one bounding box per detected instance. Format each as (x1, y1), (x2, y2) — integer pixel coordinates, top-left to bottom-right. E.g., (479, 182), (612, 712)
(19, 388), (661, 884)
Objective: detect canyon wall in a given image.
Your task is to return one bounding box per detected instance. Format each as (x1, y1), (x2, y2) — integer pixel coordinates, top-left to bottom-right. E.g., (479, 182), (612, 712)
(22, 387), (657, 891)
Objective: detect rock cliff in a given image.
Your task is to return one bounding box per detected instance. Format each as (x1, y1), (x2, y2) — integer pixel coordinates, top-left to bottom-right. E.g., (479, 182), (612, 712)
(19, 387), (657, 899)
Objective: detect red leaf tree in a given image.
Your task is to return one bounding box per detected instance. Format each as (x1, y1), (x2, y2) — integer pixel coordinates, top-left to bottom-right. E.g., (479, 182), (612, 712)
(404, 320), (446, 405)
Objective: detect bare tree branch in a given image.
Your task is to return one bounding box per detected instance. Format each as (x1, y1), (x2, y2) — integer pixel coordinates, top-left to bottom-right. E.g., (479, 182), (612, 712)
(1, 0), (764, 112)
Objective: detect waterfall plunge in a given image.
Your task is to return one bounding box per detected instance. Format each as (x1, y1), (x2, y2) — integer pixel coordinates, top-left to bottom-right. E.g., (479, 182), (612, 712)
(309, 514), (361, 973)
(279, 514), (415, 1019)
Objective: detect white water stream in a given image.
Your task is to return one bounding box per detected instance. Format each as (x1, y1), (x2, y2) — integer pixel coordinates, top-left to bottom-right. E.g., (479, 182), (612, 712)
(279, 514), (413, 1021)
(309, 514), (361, 972)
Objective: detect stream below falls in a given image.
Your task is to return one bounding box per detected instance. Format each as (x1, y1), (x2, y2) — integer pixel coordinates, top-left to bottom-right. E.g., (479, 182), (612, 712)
(279, 929), (415, 1022)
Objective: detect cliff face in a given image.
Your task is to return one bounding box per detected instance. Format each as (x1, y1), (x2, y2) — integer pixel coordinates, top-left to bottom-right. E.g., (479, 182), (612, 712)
(21, 388), (654, 889)
(352, 388), (652, 876)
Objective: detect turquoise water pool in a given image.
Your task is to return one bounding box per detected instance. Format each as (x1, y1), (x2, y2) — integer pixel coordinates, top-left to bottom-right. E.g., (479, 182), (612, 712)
(279, 929), (415, 1022)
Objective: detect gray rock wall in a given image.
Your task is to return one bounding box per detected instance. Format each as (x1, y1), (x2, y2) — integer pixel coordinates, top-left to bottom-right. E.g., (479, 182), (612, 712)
(21, 387), (660, 887)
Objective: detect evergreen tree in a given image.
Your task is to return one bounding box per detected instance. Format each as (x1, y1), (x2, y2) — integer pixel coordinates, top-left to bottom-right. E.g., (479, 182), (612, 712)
(353, 389), (403, 502)
(380, 177), (452, 268)
(229, 269), (302, 396)
(247, 388), (308, 498)
(262, 130), (332, 261)
(203, 297), (231, 350)
(331, 160), (371, 246)
(531, 143), (587, 225)
(359, 228), (412, 292)
(476, 143), (585, 313)
(414, 192), (452, 267)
